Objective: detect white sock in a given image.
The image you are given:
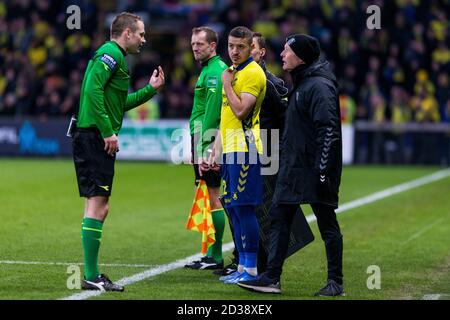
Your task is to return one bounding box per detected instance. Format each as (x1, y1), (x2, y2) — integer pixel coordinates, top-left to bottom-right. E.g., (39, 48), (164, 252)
(237, 264), (244, 273)
(245, 267), (257, 276)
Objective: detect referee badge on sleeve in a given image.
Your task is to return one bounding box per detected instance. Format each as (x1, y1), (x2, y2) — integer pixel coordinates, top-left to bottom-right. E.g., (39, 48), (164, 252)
(99, 54), (117, 71)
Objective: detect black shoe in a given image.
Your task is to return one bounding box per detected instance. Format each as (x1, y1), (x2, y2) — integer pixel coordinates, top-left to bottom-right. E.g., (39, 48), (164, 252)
(81, 274), (124, 292)
(185, 256), (224, 270)
(237, 273), (281, 294)
(314, 279), (345, 297)
(212, 262), (238, 276)
(184, 256), (206, 268)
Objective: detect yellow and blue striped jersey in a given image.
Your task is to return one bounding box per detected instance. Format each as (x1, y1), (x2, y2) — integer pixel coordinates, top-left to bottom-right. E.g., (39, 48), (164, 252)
(220, 59), (266, 154)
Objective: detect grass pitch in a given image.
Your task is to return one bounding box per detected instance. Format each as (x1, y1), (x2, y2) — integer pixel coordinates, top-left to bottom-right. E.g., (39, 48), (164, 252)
(0, 159), (449, 300)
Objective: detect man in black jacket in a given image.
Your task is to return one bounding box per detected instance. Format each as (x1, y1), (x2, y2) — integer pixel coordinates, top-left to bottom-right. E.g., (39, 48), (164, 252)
(238, 34), (344, 296)
(252, 32), (288, 274)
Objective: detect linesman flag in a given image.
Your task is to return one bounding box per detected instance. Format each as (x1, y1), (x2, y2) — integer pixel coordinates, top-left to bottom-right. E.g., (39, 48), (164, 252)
(186, 180), (216, 254)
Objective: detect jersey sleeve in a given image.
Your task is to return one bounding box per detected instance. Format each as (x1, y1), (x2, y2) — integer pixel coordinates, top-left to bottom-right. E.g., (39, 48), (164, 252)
(199, 74), (223, 155)
(124, 84), (157, 112)
(239, 68), (265, 98)
(83, 52), (120, 138)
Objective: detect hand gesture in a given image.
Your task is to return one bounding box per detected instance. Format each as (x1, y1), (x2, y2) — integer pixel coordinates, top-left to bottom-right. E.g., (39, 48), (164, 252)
(149, 66), (165, 90)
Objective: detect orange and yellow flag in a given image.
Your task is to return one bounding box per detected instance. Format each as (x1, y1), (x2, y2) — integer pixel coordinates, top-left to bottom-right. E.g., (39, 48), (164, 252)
(186, 180), (216, 254)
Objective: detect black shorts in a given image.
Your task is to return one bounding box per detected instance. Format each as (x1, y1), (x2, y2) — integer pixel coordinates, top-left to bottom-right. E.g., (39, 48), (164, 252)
(191, 134), (221, 188)
(73, 128), (115, 197)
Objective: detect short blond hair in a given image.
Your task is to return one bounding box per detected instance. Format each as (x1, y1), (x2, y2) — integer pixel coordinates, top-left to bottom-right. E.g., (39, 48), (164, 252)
(110, 12), (142, 38)
(192, 26), (218, 44)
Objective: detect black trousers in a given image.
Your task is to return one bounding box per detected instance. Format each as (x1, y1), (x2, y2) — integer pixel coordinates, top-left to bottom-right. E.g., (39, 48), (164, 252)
(265, 203), (343, 284)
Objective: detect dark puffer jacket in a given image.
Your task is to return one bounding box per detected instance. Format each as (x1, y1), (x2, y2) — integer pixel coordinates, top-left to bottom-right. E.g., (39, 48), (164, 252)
(259, 61), (289, 160)
(272, 57), (342, 208)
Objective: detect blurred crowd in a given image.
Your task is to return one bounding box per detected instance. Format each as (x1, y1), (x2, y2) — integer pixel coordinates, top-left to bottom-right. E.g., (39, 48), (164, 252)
(0, 0), (449, 125)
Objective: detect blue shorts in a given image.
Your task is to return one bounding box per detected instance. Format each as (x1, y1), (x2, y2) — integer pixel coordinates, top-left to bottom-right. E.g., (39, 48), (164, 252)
(221, 152), (262, 207)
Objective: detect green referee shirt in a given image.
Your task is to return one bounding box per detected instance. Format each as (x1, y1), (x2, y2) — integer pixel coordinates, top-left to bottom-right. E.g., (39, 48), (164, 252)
(77, 41), (157, 138)
(189, 55), (228, 156)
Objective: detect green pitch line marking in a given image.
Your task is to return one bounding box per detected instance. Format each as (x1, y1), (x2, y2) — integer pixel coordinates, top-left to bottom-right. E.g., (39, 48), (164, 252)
(61, 168), (450, 300)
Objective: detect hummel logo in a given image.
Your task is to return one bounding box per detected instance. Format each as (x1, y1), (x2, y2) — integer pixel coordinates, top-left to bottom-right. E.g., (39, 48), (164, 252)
(99, 185), (110, 191)
(320, 175), (326, 182)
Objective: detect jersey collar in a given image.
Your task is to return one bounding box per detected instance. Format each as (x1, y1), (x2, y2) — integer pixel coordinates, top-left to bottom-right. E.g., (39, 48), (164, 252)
(111, 41), (127, 57)
(234, 57), (253, 71)
(201, 55), (219, 67)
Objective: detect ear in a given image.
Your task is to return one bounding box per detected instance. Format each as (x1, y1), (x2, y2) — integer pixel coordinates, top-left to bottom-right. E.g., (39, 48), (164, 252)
(261, 48), (266, 58)
(125, 28), (131, 39)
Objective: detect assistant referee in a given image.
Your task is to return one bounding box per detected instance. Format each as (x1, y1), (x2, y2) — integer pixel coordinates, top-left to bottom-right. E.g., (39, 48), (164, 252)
(72, 12), (164, 292)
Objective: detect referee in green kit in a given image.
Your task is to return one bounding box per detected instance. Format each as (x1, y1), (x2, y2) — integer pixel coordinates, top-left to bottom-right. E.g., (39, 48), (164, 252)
(72, 12), (164, 291)
(184, 26), (229, 270)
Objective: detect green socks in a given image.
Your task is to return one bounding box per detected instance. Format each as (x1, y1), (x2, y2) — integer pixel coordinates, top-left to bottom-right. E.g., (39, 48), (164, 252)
(81, 217), (103, 281)
(206, 209), (225, 262)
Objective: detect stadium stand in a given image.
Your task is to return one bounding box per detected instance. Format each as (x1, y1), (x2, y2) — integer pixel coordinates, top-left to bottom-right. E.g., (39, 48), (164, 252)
(0, 0), (449, 163)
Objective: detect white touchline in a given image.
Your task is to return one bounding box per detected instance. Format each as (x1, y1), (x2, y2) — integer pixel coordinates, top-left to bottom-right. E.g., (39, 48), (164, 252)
(61, 168), (450, 300)
(0, 261), (156, 268)
(61, 248), (233, 300)
(422, 294), (443, 300)
(401, 216), (447, 246)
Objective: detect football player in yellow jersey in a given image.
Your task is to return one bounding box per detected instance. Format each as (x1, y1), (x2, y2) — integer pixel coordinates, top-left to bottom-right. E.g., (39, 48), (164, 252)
(205, 26), (266, 284)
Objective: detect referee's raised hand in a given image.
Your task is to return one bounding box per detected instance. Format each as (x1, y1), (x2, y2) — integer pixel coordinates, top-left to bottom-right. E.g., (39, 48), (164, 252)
(104, 134), (119, 156)
(149, 66), (165, 90)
